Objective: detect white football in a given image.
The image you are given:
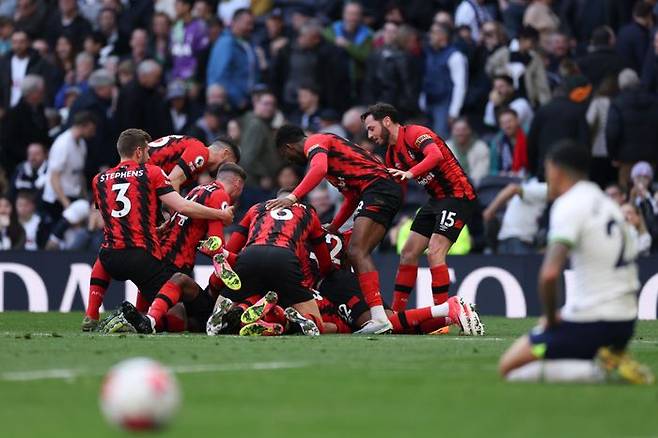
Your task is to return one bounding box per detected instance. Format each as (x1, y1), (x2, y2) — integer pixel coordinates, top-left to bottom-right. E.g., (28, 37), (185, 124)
(100, 357), (181, 431)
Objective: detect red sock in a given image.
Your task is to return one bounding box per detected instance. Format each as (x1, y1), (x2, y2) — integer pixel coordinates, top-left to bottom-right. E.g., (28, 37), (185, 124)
(263, 305), (286, 326)
(389, 308), (434, 334)
(430, 264), (450, 304)
(419, 317), (449, 334)
(304, 313), (325, 334)
(392, 264), (417, 312)
(86, 258), (110, 320)
(135, 292), (150, 313)
(147, 281), (182, 331)
(208, 273), (224, 293)
(358, 271), (383, 308)
(163, 314), (185, 332)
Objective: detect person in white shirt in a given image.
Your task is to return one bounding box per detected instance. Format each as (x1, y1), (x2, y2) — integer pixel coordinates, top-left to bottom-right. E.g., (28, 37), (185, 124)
(41, 111), (96, 222)
(499, 140), (653, 384)
(15, 190), (46, 250)
(483, 178), (548, 254)
(447, 118), (490, 186)
(484, 75), (533, 128)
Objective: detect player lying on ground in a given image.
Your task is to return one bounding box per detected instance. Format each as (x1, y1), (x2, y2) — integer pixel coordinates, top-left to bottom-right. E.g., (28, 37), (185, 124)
(89, 129), (234, 334)
(83, 135), (241, 330)
(361, 103), (477, 315)
(269, 126), (403, 334)
(498, 140), (654, 384)
(206, 189), (337, 336)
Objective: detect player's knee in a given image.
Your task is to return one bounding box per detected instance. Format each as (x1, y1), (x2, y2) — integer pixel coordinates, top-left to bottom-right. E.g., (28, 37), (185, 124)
(170, 272), (193, 288)
(346, 244), (366, 265)
(400, 246), (421, 265)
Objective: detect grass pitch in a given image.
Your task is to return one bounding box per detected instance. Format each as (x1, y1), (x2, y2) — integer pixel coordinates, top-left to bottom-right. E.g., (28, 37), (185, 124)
(1, 313), (657, 437)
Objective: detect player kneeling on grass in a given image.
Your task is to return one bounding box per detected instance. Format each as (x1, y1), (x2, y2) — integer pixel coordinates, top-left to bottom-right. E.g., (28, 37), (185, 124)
(499, 140), (654, 384)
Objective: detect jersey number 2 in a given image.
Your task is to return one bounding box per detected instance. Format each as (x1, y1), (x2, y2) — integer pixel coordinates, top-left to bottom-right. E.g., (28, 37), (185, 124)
(111, 183), (131, 218)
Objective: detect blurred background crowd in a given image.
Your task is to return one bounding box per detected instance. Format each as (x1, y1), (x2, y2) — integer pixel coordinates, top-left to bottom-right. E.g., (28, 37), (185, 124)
(0, 0), (657, 257)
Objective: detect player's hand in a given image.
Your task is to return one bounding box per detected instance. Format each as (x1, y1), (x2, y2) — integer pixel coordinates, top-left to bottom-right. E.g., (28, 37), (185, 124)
(265, 194), (296, 210)
(220, 205), (235, 225)
(323, 223), (337, 235)
(388, 168), (414, 181)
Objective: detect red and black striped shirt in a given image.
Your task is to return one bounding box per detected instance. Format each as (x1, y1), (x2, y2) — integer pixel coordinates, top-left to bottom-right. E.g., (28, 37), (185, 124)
(93, 161), (174, 258)
(305, 133), (392, 193)
(386, 125), (476, 200)
(161, 181), (231, 272)
(148, 135), (210, 183)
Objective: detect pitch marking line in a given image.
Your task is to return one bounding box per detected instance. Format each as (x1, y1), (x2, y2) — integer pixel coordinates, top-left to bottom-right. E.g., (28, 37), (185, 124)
(0, 361), (308, 382)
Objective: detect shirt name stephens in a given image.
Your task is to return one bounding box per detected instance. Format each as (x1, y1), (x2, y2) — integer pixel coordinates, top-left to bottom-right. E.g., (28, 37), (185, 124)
(99, 169), (145, 182)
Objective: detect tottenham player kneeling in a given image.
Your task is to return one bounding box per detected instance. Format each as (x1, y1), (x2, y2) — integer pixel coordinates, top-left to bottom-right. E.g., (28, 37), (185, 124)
(499, 140), (654, 384)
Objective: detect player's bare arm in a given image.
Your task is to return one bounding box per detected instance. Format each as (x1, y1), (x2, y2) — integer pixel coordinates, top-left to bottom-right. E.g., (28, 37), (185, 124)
(538, 242), (569, 327)
(160, 191), (234, 224)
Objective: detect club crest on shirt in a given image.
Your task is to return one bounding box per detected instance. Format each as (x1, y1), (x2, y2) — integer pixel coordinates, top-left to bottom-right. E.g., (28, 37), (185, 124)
(194, 156), (205, 168)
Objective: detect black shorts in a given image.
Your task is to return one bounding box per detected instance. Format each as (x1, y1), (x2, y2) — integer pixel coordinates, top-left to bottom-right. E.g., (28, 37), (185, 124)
(223, 245), (314, 308)
(318, 269), (370, 329)
(529, 320), (635, 359)
(410, 197), (476, 242)
(355, 179), (402, 229)
(99, 248), (176, 301)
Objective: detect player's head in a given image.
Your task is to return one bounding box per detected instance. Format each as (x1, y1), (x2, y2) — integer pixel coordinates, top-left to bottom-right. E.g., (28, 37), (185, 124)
(117, 128), (152, 163)
(216, 163), (246, 203)
(209, 136), (241, 170)
(275, 125), (307, 165)
(360, 102), (400, 147)
(545, 139), (590, 200)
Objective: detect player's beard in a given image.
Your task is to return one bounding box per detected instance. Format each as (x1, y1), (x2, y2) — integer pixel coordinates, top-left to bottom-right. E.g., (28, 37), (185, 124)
(380, 124), (391, 146)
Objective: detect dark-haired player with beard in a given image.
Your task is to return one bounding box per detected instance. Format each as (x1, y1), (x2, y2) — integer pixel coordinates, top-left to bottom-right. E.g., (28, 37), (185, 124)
(268, 126), (402, 334)
(361, 103), (477, 314)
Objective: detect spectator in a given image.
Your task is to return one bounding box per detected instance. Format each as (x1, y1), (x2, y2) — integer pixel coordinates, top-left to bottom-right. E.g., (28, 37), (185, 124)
(10, 142), (47, 197)
(621, 202), (653, 255)
(489, 108), (529, 177)
(206, 8), (257, 111)
(616, 1), (653, 73)
(486, 26), (551, 108)
(606, 69), (658, 188)
(54, 52), (94, 108)
(482, 179), (548, 254)
(83, 32), (107, 64)
(577, 26), (626, 92)
(45, 0), (93, 51)
(53, 35), (75, 85)
(586, 76), (618, 187)
(271, 20), (348, 113)
(97, 7), (124, 61)
(116, 59), (134, 86)
(0, 30), (54, 111)
(545, 31), (571, 81)
(68, 68), (116, 175)
(205, 82), (230, 111)
(275, 164), (303, 193)
(605, 182), (628, 206)
(257, 8), (290, 66)
(187, 104), (224, 145)
(0, 17), (14, 56)
(483, 74), (534, 128)
(149, 12), (171, 67)
(641, 31), (658, 94)
(318, 109), (348, 138)
(309, 185), (336, 224)
(13, 0), (48, 41)
(447, 117), (490, 185)
(239, 89), (281, 189)
(323, 1), (373, 101)
(0, 195), (25, 249)
(15, 190), (47, 249)
(523, 0), (560, 47)
(454, 0), (492, 42)
(527, 75), (591, 179)
(291, 84), (321, 133)
(115, 59), (173, 139)
(341, 105), (366, 141)
(559, 0), (609, 54)
(363, 21), (418, 117)
(1, 74), (49, 175)
(422, 23), (467, 137)
(170, 0), (208, 81)
(41, 111), (96, 223)
(166, 80), (192, 134)
(127, 28), (150, 66)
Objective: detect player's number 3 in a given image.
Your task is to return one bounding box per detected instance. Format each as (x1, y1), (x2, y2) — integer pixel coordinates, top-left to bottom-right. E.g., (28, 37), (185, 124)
(111, 183), (131, 218)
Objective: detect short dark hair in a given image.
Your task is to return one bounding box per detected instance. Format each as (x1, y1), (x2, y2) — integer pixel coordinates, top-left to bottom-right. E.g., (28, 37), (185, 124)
(217, 162), (247, 181)
(211, 136), (241, 163)
(117, 128), (151, 157)
(591, 26), (613, 47)
(497, 107), (518, 119)
(360, 102), (400, 123)
(233, 7), (252, 21)
(633, 0), (653, 19)
(275, 125), (305, 149)
(72, 110), (97, 127)
(493, 74), (514, 86)
(298, 82), (320, 96)
(16, 190), (36, 203)
(518, 25), (539, 42)
(177, 0), (194, 7)
(545, 139), (590, 176)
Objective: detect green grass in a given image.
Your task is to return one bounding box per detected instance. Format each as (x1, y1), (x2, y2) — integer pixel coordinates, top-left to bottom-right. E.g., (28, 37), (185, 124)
(1, 313), (658, 437)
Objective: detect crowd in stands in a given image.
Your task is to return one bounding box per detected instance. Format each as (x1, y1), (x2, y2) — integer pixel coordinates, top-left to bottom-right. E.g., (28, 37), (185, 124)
(0, 0), (657, 257)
